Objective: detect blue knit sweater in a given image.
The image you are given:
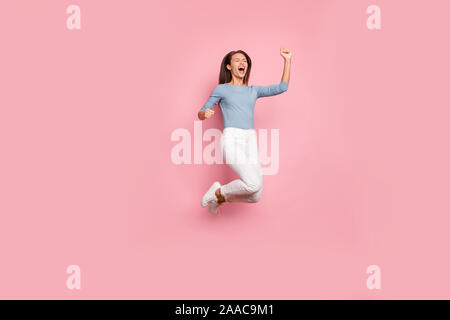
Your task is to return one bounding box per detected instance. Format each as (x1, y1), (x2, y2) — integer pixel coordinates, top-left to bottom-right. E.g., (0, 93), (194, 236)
(200, 80), (289, 129)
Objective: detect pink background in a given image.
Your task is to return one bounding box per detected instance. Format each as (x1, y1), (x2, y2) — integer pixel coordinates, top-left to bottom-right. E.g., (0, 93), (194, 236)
(1, 0), (449, 299)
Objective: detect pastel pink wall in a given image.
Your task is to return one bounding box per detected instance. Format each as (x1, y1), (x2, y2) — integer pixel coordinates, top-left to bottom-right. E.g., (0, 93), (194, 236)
(0, 0), (449, 299)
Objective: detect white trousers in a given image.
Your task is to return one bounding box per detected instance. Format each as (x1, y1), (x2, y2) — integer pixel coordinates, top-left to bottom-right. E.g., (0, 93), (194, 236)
(220, 127), (263, 203)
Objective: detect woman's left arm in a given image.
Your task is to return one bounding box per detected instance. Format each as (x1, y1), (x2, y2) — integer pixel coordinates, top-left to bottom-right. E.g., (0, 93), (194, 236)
(254, 48), (292, 98)
(280, 47), (292, 84)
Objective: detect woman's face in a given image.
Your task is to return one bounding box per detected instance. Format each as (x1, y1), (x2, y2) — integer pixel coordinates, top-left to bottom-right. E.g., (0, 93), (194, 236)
(227, 53), (248, 80)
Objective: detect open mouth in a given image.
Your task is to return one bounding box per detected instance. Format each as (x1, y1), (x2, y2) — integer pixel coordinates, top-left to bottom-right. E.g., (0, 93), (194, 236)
(238, 67), (245, 73)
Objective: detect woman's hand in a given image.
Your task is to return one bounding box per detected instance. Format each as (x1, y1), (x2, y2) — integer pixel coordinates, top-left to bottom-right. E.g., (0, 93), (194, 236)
(198, 108), (215, 120)
(204, 108), (215, 118)
(280, 47), (292, 61)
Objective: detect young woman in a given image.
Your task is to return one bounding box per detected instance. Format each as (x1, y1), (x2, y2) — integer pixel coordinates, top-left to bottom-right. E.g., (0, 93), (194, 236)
(198, 48), (292, 213)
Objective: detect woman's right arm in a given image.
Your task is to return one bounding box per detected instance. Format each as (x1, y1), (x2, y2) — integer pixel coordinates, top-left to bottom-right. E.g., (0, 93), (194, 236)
(198, 85), (221, 120)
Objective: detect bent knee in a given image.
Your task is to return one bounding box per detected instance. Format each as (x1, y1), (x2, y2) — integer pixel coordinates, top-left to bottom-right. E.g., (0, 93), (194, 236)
(244, 180), (263, 194)
(248, 188), (263, 203)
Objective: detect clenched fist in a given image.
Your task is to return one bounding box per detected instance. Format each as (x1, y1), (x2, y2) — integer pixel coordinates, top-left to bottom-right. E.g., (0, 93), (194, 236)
(280, 47), (292, 60)
(204, 108), (215, 119)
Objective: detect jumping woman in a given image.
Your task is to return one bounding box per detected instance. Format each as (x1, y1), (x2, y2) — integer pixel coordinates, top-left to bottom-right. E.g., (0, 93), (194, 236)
(198, 48), (292, 214)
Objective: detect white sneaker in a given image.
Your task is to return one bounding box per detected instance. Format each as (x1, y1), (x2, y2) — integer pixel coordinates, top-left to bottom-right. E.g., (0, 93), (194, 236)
(201, 181), (221, 207)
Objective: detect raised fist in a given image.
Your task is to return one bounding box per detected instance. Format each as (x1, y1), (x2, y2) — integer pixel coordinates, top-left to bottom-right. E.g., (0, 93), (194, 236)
(280, 47), (292, 60)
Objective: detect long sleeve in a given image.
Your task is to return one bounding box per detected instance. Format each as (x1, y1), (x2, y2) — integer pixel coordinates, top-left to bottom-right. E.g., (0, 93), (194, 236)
(199, 85), (222, 112)
(254, 80), (289, 98)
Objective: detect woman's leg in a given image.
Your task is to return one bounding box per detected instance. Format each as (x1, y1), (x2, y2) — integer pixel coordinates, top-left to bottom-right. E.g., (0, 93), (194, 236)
(219, 128), (263, 203)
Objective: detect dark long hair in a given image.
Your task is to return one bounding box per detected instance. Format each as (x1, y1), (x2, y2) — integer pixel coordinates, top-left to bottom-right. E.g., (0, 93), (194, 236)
(218, 50), (252, 85)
